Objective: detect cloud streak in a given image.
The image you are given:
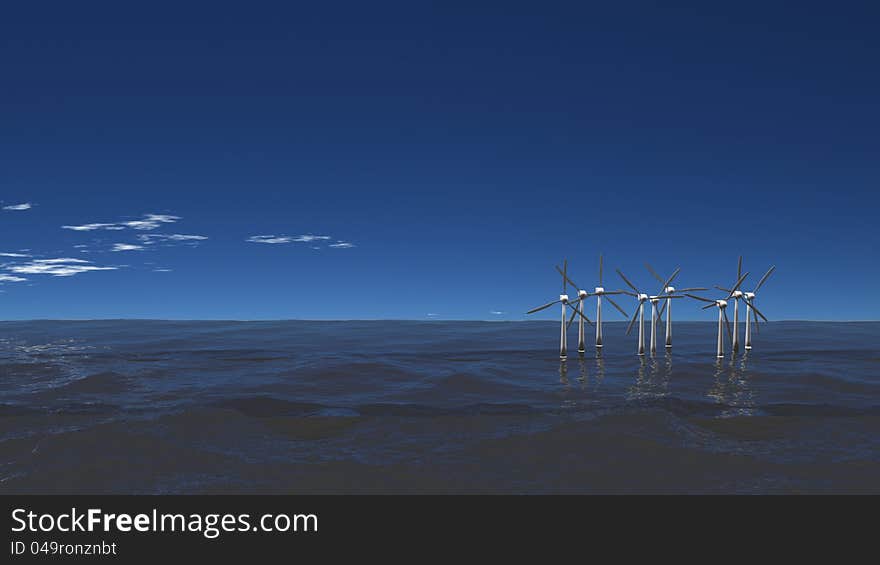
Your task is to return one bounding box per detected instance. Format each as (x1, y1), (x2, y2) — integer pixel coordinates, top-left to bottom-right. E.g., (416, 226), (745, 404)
(138, 234), (208, 244)
(247, 234), (353, 249)
(7, 258), (118, 277)
(111, 243), (145, 252)
(63, 213), (181, 232)
(3, 203), (32, 211)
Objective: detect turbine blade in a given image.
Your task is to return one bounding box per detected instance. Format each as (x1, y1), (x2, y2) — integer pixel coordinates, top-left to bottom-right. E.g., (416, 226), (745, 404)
(567, 303), (578, 328)
(657, 300), (667, 319)
(527, 300), (558, 314)
(606, 296), (629, 318)
(755, 265), (776, 292)
(659, 267), (681, 294)
(645, 263), (664, 285)
(567, 301), (594, 326)
(715, 285), (732, 293)
(616, 269), (640, 293)
(625, 306), (639, 336)
(701, 303), (715, 310)
(563, 259), (568, 294)
(677, 287), (708, 292)
(685, 293), (715, 303)
(556, 265), (581, 292)
(729, 271), (749, 295)
(753, 307), (760, 334)
(747, 299), (769, 322)
(599, 254), (603, 286)
(737, 255), (743, 281)
(617, 290), (638, 297)
(723, 308), (733, 342)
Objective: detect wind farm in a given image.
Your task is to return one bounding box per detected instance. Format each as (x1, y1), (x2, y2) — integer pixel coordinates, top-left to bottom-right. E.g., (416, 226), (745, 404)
(527, 256), (775, 359)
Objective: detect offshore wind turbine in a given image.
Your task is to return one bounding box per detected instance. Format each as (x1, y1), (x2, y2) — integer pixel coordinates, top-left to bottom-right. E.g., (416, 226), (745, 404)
(742, 266), (774, 350)
(526, 259), (593, 359)
(715, 256), (750, 352)
(585, 254), (629, 349)
(555, 264), (596, 355)
(686, 271), (749, 357)
(644, 263), (708, 349)
(616, 268), (680, 356)
(685, 294), (734, 358)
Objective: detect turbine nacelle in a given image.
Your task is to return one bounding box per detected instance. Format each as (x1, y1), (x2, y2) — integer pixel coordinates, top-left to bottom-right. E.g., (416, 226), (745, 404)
(665, 286), (675, 294)
(594, 287), (605, 295)
(717, 299), (728, 308)
(732, 290), (744, 299)
(578, 290), (588, 298)
(638, 293), (648, 302)
(745, 292), (756, 300)
(649, 296), (660, 304)
(560, 294), (569, 303)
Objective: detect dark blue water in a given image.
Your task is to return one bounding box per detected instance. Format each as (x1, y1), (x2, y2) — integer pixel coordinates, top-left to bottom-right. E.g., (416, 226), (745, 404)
(1, 321), (877, 493)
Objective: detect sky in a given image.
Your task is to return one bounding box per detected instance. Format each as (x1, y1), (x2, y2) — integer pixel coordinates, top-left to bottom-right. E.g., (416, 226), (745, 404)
(1, 1), (878, 320)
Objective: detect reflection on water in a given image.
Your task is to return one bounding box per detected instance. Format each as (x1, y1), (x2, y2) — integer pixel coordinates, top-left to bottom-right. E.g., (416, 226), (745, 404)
(627, 353), (672, 400)
(559, 360), (569, 386)
(576, 357), (588, 389)
(594, 351), (606, 385)
(707, 352), (755, 416)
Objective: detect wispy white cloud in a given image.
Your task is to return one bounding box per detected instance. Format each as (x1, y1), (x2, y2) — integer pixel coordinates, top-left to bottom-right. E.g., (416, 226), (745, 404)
(0, 252), (30, 258)
(292, 234), (331, 243)
(111, 243), (145, 252)
(62, 223), (126, 231)
(62, 213), (181, 232)
(0, 274), (27, 282)
(137, 233), (208, 244)
(247, 235), (294, 244)
(3, 203), (32, 211)
(153, 268), (173, 272)
(490, 311), (504, 315)
(7, 258), (118, 277)
(247, 234), (350, 249)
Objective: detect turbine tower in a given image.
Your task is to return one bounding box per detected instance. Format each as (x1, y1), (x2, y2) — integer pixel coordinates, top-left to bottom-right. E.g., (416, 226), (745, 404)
(526, 259), (592, 359)
(644, 263), (707, 349)
(555, 264), (596, 355)
(617, 268), (680, 356)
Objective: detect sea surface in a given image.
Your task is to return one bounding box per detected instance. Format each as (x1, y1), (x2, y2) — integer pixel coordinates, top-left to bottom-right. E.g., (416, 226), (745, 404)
(0, 320), (877, 494)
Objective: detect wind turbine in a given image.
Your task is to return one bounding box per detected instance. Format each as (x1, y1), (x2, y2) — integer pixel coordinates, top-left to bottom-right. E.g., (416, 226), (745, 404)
(555, 264), (596, 355)
(617, 268), (681, 356)
(585, 254), (629, 349)
(644, 263), (708, 349)
(685, 294), (734, 358)
(526, 259), (593, 359)
(715, 256), (750, 352)
(686, 271), (749, 357)
(742, 266), (774, 350)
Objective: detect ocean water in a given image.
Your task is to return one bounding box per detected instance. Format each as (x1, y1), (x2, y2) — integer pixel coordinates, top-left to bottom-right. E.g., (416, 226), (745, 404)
(0, 320), (877, 494)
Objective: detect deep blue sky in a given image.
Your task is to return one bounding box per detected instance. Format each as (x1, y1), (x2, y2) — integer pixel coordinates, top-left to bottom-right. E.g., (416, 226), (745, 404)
(1, 2), (878, 320)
